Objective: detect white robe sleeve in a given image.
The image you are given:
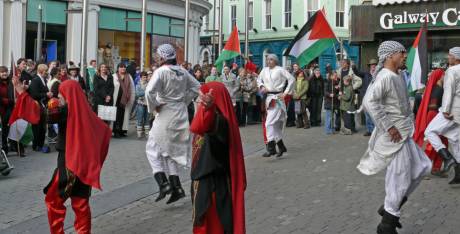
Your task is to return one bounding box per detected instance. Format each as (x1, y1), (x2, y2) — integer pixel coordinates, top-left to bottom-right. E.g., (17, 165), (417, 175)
(257, 69), (265, 89)
(282, 69), (295, 95)
(145, 71), (163, 113)
(441, 69), (454, 114)
(363, 76), (393, 132)
(184, 72), (201, 105)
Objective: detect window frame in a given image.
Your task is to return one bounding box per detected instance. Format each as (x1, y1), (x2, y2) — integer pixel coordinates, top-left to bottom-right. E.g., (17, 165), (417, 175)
(282, 0), (293, 29)
(248, 1), (254, 31)
(335, 0), (346, 28)
(263, 0), (272, 30)
(305, 0), (321, 22)
(229, 4), (237, 33)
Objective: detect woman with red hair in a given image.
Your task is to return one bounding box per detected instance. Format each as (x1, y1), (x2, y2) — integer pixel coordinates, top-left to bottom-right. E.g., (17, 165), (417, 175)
(190, 82), (246, 234)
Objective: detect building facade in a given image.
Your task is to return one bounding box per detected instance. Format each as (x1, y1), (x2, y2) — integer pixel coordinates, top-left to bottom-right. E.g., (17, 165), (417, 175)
(200, 0), (362, 73)
(1, 0), (212, 68)
(351, 0), (460, 71)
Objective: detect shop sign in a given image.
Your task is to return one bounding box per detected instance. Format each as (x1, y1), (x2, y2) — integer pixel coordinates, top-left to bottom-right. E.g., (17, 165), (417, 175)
(380, 8), (460, 30)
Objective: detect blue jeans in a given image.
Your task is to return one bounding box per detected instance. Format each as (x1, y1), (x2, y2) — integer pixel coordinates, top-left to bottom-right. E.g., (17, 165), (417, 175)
(365, 112), (375, 133)
(324, 109), (340, 134)
(136, 104), (149, 126)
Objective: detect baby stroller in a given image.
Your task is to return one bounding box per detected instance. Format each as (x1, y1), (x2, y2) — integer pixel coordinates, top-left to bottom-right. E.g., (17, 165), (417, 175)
(0, 149), (14, 176)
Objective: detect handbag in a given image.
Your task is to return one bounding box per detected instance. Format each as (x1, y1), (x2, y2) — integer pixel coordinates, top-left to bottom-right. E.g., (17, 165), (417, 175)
(98, 105), (117, 121)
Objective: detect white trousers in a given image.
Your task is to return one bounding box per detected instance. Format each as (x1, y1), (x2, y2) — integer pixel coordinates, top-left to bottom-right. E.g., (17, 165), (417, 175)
(425, 112), (460, 161)
(266, 102), (286, 142)
(384, 139), (431, 217)
(146, 148), (179, 176)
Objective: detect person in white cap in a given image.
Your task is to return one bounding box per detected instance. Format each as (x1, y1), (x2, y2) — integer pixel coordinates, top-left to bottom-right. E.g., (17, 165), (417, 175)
(257, 54), (295, 157)
(425, 47), (460, 184)
(357, 41), (431, 234)
(145, 44), (201, 204)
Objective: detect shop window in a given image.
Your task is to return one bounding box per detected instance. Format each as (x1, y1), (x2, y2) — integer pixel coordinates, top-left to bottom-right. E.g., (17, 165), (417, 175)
(170, 19), (185, 37)
(282, 49), (292, 68)
(263, 0), (271, 30)
(27, 0), (67, 25)
(153, 15), (170, 36)
(283, 0), (292, 28)
(99, 8), (126, 31)
(127, 11), (153, 33)
(336, 0), (345, 28)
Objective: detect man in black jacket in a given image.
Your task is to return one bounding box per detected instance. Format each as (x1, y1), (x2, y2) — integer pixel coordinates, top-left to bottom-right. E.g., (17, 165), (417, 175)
(358, 59), (377, 136)
(28, 64), (53, 152)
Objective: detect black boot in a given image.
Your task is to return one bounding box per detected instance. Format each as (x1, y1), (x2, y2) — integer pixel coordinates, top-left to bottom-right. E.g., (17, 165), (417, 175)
(438, 148), (457, 173)
(377, 210), (400, 234)
(276, 140), (287, 158)
(378, 196), (407, 229)
(449, 165), (460, 184)
(262, 141), (277, 157)
(166, 175), (185, 204)
(154, 172), (171, 202)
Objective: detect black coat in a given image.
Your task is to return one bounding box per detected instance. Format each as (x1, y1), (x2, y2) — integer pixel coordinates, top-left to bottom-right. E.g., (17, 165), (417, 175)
(93, 74), (114, 107)
(308, 76), (324, 98)
(324, 79), (340, 110)
(28, 75), (49, 106)
(359, 71), (373, 99)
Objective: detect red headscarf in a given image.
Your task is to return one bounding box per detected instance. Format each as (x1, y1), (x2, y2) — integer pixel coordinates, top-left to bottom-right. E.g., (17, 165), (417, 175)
(414, 69), (444, 146)
(59, 80), (111, 190)
(190, 82), (246, 234)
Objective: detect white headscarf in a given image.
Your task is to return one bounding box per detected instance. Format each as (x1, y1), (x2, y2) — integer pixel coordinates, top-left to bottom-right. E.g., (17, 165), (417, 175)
(157, 44), (176, 60)
(449, 47), (460, 60)
(375, 41), (406, 78)
(266, 54), (279, 65)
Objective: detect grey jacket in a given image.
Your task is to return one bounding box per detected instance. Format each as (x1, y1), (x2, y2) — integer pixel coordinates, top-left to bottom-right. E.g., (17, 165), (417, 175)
(337, 68), (362, 90)
(441, 64), (460, 123)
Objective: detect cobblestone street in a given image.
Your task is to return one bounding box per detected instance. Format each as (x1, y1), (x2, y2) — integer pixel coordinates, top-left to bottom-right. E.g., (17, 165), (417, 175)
(2, 123), (460, 234)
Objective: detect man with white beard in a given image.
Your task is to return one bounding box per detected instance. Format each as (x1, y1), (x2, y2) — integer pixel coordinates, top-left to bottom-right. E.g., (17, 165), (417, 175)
(357, 41), (431, 234)
(257, 54), (295, 157)
(145, 44), (200, 204)
(425, 47), (460, 184)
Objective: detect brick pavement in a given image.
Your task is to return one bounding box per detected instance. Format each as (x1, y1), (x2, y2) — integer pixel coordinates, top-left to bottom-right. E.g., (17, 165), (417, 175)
(67, 125), (460, 234)
(0, 122), (264, 232)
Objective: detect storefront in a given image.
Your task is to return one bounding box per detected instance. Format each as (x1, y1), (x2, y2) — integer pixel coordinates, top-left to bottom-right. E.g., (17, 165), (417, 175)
(25, 0), (67, 63)
(97, 7), (185, 71)
(351, 0), (460, 70)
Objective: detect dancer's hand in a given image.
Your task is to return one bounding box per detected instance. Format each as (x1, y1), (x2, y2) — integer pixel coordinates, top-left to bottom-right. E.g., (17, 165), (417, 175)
(443, 112), (453, 120)
(197, 89), (214, 110)
(12, 76), (26, 94)
(388, 126), (402, 143)
(155, 103), (165, 113)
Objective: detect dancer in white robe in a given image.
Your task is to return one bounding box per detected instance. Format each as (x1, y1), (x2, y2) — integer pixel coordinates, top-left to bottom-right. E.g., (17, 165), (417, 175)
(257, 54), (295, 157)
(357, 41), (431, 234)
(145, 44), (200, 204)
(425, 47), (460, 184)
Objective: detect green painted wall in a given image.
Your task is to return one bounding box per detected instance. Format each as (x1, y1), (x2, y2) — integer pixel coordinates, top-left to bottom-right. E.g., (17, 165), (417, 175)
(215, 0), (361, 41)
(27, 0), (67, 25)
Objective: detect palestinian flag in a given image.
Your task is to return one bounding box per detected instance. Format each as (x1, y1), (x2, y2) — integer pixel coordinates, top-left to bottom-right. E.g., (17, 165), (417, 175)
(284, 9), (337, 68)
(8, 92), (41, 145)
(406, 21), (428, 95)
(215, 26), (241, 71)
(8, 119), (34, 145)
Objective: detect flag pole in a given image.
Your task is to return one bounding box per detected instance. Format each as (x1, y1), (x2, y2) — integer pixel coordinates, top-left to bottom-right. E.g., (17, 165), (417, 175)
(140, 0), (147, 71)
(244, 0), (249, 61)
(35, 4), (43, 62)
(218, 0), (223, 54)
(184, 0), (190, 63)
(80, 0), (89, 86)
(212, 0), (217, 63)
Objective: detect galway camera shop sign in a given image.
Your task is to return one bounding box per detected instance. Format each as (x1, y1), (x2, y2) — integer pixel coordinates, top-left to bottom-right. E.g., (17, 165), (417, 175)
(380, 8), (460, 30)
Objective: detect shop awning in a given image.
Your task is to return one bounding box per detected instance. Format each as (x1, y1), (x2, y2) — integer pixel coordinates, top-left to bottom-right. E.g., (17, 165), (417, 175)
(372, 0), (435, 5)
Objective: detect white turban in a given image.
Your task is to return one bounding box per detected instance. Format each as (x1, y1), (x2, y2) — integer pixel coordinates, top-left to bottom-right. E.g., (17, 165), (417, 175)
(449, 47), (460, 60)
(266, 54), (279, 64)
(157, 44), (176, 60)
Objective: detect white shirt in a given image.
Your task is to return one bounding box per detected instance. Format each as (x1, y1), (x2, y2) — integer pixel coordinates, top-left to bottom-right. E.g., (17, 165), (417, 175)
(257, 66), (295, 95)
(441, 64), (460, 123)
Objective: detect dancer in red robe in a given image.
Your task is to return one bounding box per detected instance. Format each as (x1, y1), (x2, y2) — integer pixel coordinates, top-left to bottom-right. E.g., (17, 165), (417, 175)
(414, 69), (447, 176)
(13, 79), (111, 234)
(190, 82), (246, 234)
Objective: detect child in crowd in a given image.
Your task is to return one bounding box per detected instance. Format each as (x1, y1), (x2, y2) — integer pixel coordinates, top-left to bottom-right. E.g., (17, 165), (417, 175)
(324, 71), (341, 134)
(294, 70), (310, 129)
(135, 72), (149, 139)
(339, 75), (355, 135)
